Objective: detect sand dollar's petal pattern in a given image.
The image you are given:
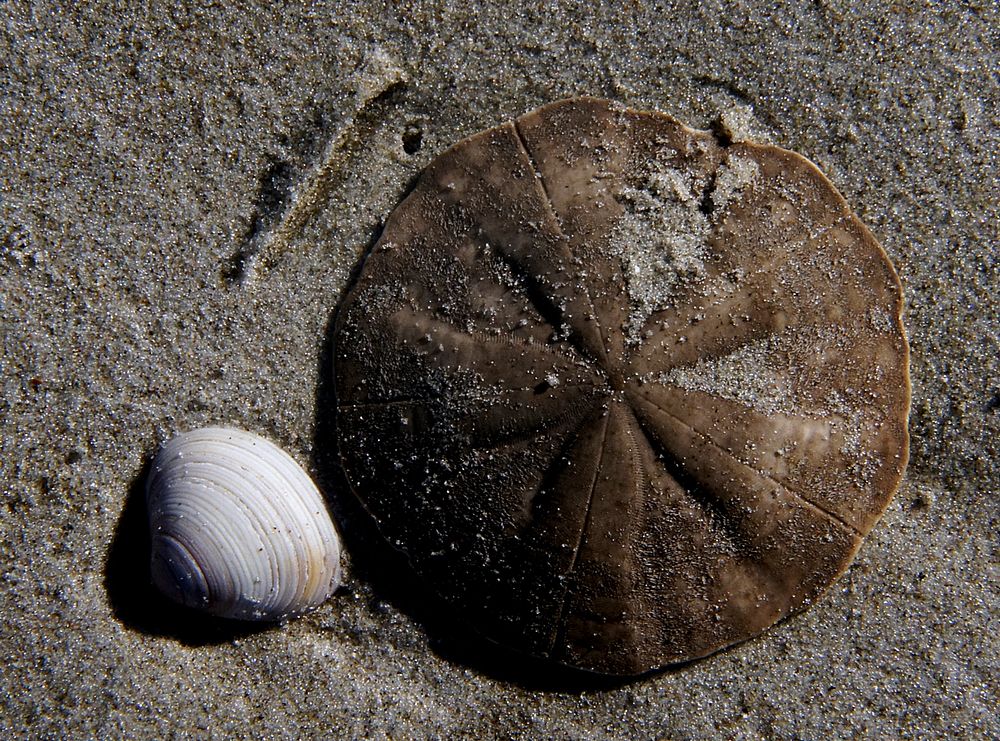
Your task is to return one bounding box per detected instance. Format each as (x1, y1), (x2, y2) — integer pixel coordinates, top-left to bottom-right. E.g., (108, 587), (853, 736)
(333, 97), (910, 676)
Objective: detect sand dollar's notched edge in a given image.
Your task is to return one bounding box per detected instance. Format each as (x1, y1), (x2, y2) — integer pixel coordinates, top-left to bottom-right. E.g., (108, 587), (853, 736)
(333, 96), (910, 675)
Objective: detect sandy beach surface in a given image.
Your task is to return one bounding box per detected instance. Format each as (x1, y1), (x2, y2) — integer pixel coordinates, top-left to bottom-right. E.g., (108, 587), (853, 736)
(1, 2), (997, 738)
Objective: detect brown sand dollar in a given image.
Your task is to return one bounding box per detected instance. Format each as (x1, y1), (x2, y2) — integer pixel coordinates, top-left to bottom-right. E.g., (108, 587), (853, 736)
(333, 97), (910, 676)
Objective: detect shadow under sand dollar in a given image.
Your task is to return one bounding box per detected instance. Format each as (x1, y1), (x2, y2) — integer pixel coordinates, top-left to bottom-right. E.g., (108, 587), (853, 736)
(104, 461), (270, 646)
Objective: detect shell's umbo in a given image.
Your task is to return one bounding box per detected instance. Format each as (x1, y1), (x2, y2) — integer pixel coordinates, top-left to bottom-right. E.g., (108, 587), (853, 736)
(147, 427), (342, 621)
(333, 97), (909, 675)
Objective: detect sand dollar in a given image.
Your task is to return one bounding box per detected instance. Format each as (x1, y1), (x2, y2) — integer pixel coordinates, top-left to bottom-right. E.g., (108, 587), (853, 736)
(333, 97), (910, 675)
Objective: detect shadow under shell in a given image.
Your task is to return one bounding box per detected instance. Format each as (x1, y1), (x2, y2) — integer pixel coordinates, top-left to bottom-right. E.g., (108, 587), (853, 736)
(333, 96), (910, 676)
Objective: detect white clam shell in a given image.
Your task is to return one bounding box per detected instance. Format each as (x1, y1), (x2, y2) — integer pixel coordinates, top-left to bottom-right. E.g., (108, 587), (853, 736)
(146, 427), (342, 621)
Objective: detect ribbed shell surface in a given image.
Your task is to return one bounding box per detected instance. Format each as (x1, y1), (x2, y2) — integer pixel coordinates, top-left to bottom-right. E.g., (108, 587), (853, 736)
(146, 427), (342, 621)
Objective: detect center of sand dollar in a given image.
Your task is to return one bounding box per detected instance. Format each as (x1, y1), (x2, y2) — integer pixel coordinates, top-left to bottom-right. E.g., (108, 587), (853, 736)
(608, 368), (626, 393)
